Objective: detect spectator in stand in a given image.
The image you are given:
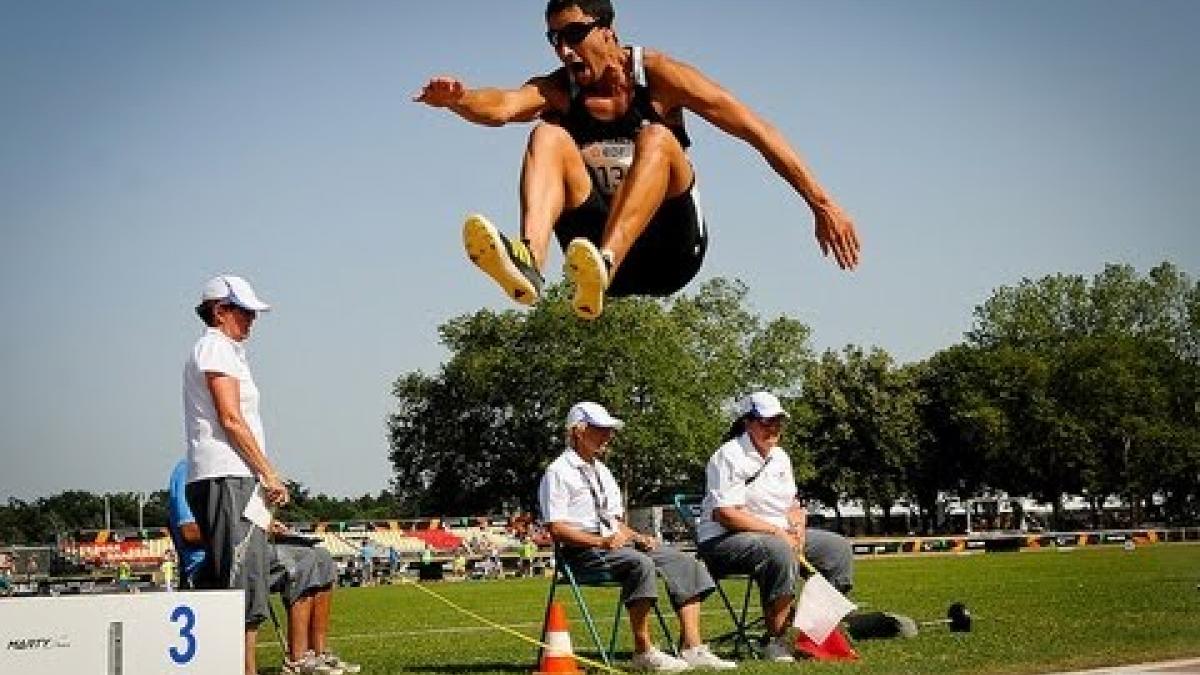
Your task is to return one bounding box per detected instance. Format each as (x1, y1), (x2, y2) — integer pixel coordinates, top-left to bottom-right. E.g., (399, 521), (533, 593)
(540, 401), (736, 670)
(168, 460), (359, 675)
(359, 541), (375, 586)
(519, 536), (537, 577)
(116, 560), (136, 593)
(388, 546), (400, 579)
(161, 549), (177, 592)
(0, 555), (11, 595)
(487, 544), (502, 579)
(183, 274), (288, 675)
(452, 548), (468, 579)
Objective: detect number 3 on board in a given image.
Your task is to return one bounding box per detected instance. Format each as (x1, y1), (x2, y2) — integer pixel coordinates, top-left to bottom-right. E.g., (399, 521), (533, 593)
(168, 604), (198, 664)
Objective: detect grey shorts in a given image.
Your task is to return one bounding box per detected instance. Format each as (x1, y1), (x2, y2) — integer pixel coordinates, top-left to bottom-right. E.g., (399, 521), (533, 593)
(270, 543), (336, 606)
(185, 476), (270, 626)
(698, 528), (855, 607)
(560, 544), (715, 610)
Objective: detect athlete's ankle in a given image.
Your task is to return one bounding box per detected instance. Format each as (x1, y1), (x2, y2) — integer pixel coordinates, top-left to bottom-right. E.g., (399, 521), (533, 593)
(521, 237), (542, 270)
(599, 248), (616, 278)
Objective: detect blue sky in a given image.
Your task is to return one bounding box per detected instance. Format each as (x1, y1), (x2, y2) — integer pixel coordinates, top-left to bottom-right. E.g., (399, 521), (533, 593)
(2, 1), (1197, 501)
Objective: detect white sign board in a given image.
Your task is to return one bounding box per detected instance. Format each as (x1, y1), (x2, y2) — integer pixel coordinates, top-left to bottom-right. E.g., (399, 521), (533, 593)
(0, 590), (243, 674)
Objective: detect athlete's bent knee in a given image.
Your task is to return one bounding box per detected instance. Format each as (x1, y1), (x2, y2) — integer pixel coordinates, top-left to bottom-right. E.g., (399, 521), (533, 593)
(634, 123), (681, 152)
(528, 121), (574, 149)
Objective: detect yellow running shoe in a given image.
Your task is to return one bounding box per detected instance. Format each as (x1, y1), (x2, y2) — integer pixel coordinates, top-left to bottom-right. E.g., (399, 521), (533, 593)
(564, 237), (610, 320)
(463, 214), (544, 306)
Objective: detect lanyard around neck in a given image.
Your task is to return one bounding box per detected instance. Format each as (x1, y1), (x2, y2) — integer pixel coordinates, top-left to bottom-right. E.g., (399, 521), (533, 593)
(746, 453), (774, 485)
(577, 464), (613, 530)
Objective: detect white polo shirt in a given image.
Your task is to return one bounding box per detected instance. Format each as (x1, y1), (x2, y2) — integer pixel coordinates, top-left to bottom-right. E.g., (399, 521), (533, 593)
(696, 433), (797, 543)
(182, 328), (266, 481)
(539, 448), (623, 537)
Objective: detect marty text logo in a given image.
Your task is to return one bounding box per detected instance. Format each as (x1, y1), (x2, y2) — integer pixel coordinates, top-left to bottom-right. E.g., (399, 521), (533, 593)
(7, 635), (71, 651)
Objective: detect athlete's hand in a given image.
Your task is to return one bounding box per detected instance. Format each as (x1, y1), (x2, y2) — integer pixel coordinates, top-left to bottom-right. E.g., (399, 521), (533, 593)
(813, 201), (860, 270)
(413, 76), (466, 108)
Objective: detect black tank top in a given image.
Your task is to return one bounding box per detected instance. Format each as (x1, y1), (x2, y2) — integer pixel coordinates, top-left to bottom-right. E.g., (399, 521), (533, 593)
(561, 45), (691, 149)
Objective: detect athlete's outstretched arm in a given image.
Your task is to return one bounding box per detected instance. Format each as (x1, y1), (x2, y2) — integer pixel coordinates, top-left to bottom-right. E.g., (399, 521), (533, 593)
(413, 75), (556, 127)
(649, 53), (861, 270)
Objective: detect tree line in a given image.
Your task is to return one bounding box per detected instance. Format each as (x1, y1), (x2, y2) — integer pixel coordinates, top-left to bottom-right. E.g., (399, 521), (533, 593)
(388, 262), (1199, 533)
(5, 262), (1195, 544)
(0, 484), (399, 546)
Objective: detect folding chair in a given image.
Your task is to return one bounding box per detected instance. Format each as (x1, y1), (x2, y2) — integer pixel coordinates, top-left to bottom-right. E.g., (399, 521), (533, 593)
(538, 544), (676, 667)
(672, 494), (764, 658)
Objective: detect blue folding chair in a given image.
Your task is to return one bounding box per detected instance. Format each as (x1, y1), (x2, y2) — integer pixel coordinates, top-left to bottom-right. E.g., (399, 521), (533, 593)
(672, 494), (764, 658)
(539, 544), (676, 667)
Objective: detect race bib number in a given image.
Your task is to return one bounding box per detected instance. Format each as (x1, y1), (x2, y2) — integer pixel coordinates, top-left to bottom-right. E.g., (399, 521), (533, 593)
(581, 140), (634, 195)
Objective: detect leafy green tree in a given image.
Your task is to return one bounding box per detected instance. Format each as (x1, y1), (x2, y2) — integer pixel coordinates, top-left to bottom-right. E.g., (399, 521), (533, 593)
(387, 279), (812, 515)
(970, 262), (1197, 360)
(797, 346), (919, 534)
(911, 345), (1000, 532)
(966, 262), (1199, 526)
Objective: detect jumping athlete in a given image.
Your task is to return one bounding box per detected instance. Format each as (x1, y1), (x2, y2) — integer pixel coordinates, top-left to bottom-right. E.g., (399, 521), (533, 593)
(414, 0), (860, 320)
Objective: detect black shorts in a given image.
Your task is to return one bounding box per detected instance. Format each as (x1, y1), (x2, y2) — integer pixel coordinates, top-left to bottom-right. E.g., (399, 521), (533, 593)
(553, 182), (708, 297)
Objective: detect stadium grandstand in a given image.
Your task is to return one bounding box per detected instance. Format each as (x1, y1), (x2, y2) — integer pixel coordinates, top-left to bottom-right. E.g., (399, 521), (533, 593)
(3, 495), (1197, 598)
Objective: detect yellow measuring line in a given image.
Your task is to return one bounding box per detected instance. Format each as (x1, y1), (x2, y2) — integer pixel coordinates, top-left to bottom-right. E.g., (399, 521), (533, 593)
(407, 580), (627, 674)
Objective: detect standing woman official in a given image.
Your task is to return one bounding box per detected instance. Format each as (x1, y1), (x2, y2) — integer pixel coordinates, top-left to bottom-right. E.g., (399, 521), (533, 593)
(183, 274), (289, 675)
(696, 392), (855, 662)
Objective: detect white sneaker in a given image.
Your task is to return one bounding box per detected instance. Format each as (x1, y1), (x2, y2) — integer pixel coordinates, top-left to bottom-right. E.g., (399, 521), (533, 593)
(318, 651), (360, 674)
(630, 646), (692, 671)
(760, 636), (795, 662)
(281, 654), (343, 675)
(680, 644), (737, 669)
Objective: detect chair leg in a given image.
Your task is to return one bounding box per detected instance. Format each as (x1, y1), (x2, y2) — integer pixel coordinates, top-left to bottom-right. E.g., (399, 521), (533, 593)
(653, 603), (676, 656)
(737, 578), (757, 657)
(609, 599), (677, 658)
(267, 597), (288, 657)
(564, 568), (611, 666)
(608, 598), (623, 660)
(711, 578), (756, 658)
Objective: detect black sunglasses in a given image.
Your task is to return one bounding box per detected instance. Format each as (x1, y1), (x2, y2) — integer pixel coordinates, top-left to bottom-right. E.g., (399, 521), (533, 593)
(546, 20), (607, 48)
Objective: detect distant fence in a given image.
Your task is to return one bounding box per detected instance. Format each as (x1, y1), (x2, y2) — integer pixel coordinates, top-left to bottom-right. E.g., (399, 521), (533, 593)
(849, 527), (1200, 556)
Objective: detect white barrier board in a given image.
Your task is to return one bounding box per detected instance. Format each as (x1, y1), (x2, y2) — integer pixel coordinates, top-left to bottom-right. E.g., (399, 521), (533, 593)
(0, 590), (243, 674)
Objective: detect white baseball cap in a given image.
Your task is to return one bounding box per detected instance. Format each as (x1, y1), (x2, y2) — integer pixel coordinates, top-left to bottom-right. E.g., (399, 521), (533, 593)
(200, 275), (272, 312)
(738, 391), (789, 419)
(565, 401), (624, 429)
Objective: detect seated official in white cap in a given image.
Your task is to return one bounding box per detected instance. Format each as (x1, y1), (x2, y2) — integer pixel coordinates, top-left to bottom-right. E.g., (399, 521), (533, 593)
(695, 391), (855, 662)
(538, 402), (736, 671)
(184, 274), (290, 675)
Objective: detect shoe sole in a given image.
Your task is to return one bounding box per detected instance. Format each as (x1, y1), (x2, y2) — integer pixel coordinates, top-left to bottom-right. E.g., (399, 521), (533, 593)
(564, 238), (606, 320)
(463, 214), (538, 306)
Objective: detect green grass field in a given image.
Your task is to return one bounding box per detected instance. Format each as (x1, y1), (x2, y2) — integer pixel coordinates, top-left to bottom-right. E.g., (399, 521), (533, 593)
(259, 544), (1200, 674)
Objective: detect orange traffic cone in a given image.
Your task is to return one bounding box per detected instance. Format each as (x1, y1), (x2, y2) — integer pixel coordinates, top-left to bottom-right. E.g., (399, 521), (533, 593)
(535, 601), (583, 674)
(795, 625), (859, 661)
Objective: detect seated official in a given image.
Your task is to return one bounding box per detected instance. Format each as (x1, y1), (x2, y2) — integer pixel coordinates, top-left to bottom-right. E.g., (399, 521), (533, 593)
(696, 392), (856, 662)
(539, 402), (736, 671)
